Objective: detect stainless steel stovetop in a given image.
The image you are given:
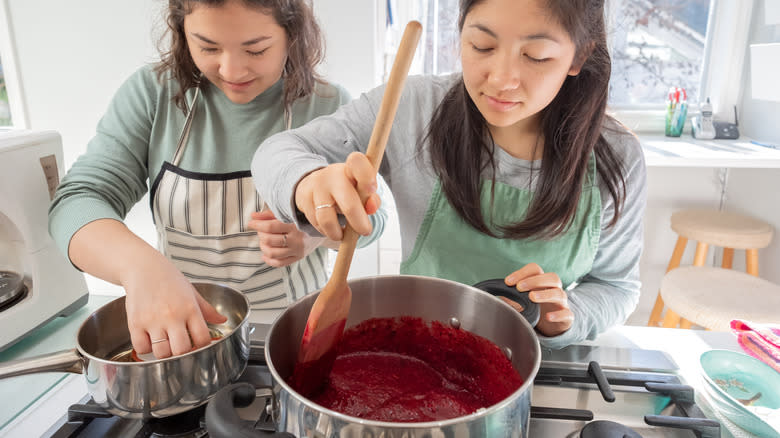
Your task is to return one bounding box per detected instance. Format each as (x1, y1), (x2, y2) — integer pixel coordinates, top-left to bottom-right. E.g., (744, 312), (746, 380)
(45, 324), (721, 438)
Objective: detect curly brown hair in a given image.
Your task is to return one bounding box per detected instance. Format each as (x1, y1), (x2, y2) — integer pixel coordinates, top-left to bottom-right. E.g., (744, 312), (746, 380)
(154, 0), (324, 112)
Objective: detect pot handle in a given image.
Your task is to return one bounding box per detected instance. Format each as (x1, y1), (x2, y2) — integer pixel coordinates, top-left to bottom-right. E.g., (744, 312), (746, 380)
(473, 279), (541, 327)
(206, 382), (294, 438)
(0, 349), (84, 379)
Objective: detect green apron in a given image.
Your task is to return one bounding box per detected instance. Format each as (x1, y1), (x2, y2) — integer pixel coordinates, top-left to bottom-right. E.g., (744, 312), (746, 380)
(401, 155), (602, 289)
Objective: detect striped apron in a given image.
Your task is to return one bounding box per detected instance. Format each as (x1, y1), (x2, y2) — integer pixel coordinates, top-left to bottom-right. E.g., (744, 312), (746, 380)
(150, 86), (328, 315)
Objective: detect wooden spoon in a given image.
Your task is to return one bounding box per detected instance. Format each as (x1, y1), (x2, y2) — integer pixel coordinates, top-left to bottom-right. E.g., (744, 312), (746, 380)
(291, 20), (423, 396)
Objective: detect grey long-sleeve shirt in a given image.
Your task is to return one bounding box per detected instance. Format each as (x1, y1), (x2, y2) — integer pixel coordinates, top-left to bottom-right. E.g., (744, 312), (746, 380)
(252, 74), (647, 349)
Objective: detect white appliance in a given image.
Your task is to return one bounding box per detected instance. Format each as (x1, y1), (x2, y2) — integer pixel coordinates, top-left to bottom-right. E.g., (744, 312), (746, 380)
(0, 129), (88, 351)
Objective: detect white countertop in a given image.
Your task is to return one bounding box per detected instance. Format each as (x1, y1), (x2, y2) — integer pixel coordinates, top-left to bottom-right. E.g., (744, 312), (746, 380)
(579, 325), (772, 438)
(640, 135), (780, 168)
(0, 294), (114, 438)
(0, 301), (765, 438)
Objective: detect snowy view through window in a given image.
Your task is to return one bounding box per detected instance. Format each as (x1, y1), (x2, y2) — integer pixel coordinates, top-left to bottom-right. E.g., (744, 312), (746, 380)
(384, 0), (712, 107)
(0, 57), (11, 126)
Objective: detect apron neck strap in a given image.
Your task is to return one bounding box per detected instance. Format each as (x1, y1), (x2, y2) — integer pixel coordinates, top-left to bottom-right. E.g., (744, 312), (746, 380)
(172, 85), (202, 167)
(284, 106), (292, 131)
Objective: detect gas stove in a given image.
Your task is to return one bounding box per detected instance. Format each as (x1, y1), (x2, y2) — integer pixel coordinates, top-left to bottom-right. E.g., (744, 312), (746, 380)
(44, 324), (721, 438)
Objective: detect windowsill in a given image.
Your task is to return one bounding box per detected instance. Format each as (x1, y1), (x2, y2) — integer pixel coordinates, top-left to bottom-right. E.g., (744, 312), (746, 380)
(637, 134), (780, 168)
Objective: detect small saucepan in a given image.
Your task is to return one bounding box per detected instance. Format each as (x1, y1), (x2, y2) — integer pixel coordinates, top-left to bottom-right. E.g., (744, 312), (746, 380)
(0, 282), (250, 419)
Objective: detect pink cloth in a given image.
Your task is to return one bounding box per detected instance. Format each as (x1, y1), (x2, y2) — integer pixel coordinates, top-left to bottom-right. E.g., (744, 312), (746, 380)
(730, 319), (780, 374)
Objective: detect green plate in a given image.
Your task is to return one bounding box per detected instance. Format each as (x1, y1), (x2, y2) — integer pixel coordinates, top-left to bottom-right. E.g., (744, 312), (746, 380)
(700, 349), (780, 437)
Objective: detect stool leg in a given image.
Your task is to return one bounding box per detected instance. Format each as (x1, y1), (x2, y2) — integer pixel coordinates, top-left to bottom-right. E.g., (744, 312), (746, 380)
(692, 242), (709, 266)
(722, 248), (734, 269)
(746, 249), (759, 276)
(662, 308), (682, 328)
(672, 242), (710, 328)
(648, 236), (688, 327)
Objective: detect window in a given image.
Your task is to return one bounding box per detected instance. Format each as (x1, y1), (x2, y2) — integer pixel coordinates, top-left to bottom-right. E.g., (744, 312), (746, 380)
(0, 58), (11, 126)
(383, 0), (459, 80)
(381, 0), (751, 132)
(607, 0), (711, 107)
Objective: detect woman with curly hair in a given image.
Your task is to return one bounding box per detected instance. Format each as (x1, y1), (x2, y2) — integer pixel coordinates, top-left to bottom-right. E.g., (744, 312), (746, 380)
(49, 0), (386, 359)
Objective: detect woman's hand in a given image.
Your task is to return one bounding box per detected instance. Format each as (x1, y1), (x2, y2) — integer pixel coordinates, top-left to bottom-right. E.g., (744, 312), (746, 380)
(294, 152), (381, 241)
(248, 210), (325, 267)
(503, 263), (573, 337)
(121, 252), (226, 359)
(67, 219), (226, 360)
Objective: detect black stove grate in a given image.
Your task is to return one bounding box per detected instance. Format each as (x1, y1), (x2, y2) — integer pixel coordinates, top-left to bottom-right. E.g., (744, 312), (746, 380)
(532, 361), (721, 438)
(51, 402), (208, 438)
(48, 357), (721, 438)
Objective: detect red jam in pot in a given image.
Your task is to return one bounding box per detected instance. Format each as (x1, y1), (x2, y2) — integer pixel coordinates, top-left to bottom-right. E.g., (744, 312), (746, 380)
(291, 316), (524, 422)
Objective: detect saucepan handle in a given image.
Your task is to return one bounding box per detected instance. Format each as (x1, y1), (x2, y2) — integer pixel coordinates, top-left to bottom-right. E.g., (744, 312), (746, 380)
(206, 382), (294, 438)
(0, 349), (83, 378)
(473, 279), (541, 327)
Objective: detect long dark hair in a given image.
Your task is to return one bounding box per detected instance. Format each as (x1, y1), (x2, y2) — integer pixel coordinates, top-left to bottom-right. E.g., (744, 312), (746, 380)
(424, 0), (626, 239)
(154, 0), (324, 112)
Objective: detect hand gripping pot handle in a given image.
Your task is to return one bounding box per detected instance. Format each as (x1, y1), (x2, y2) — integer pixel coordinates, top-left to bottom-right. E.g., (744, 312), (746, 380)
(205, 383), (294, 438)
(473, 279), (541, 327)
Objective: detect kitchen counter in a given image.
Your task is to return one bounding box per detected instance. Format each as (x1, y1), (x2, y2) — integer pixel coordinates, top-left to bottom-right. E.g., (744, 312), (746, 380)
(640, 135), (780, 168)
(0, 294), (115, 438)
(0, 297), (764, 437)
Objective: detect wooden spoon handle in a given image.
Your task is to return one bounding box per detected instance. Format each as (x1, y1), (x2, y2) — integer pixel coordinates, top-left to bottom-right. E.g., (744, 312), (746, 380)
(331, 21), (423, 281)
(364, 20), (423, 168)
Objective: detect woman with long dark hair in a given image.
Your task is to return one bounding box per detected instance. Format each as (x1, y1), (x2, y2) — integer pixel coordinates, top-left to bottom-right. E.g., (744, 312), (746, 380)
(253, 0), (646, 348)
(49, 0), (386, 359)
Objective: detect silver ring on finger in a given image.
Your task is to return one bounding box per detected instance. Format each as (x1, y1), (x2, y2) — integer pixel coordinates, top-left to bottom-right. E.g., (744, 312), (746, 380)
(281, 233), (288, 248)
(151, 338), (169, 344)
(315, 203), (334, 210)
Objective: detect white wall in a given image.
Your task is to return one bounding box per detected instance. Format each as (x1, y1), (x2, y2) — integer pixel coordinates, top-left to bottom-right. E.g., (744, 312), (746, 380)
(8, 2), (778, 323)
(313, 0), (383, 98)
(7, 0), (161, 166)
(728, 0), (780, 286)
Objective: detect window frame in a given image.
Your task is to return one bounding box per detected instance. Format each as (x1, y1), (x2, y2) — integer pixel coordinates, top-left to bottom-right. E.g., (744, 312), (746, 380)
(0, 0), (29, 129)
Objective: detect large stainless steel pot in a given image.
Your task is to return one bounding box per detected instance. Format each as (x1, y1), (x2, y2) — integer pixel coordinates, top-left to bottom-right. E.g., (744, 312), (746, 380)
(207, 275), (541, 438)
(0, 282), (250, 419)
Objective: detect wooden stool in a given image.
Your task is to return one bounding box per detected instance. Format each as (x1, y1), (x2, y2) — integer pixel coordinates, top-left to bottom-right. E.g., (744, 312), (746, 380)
(660, 266), (780, 331)
(647, 209), (774, 328)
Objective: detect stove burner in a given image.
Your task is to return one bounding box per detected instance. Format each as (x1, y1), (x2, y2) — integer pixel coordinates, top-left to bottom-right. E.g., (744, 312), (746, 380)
(580, 420), (642, 438)
(144, 405), (207, 438)
(0, 270), (28, 310)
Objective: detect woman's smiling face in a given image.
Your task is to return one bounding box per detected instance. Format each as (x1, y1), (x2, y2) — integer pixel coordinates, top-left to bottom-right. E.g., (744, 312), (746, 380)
(184, 1), (288, 104)
(460, 0), (581, 132)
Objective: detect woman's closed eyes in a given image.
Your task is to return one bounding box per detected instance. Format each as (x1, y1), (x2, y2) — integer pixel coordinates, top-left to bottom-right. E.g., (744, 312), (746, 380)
(198, 46), (269, 57)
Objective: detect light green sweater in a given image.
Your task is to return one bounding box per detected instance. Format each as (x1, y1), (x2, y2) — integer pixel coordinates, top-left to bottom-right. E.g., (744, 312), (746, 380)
(49, 65), (385, 259)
